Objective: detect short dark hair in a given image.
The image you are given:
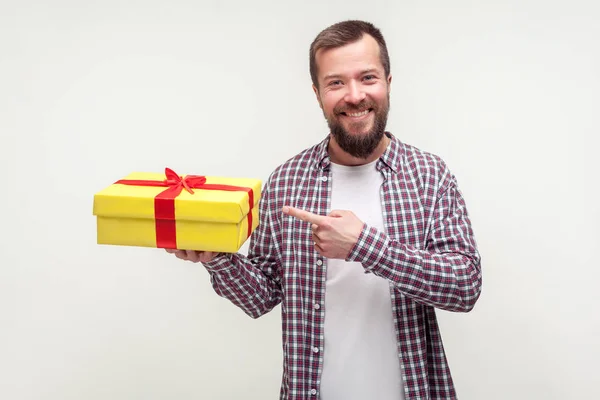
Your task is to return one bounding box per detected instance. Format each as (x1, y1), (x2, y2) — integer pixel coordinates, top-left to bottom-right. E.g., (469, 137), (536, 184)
(309, 20), (391, 89)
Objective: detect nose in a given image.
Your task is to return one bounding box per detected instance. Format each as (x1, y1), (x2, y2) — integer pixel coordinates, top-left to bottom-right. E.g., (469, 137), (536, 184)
(344, 80), (366, 105)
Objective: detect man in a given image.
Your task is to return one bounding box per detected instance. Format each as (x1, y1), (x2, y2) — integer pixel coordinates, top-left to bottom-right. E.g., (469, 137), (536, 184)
(167, 20), (482, 400)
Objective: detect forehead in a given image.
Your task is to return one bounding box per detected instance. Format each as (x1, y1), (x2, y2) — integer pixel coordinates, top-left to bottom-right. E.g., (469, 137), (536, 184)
(315, 34), (384, 79)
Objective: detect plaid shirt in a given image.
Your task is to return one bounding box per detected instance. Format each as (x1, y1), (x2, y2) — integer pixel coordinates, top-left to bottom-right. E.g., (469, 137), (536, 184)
(204, 132), (482, 399)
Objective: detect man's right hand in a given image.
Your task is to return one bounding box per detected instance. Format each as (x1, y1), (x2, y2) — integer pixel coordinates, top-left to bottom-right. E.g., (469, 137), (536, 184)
(165, 249), (219, 263)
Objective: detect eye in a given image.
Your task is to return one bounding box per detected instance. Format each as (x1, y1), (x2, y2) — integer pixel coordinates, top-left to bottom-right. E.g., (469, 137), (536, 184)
(328, 80), (343, 86)
(363, 75), (376, 82)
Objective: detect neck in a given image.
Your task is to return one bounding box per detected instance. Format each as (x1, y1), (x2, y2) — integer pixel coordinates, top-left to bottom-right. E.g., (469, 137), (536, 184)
(328, 134), (390, 166)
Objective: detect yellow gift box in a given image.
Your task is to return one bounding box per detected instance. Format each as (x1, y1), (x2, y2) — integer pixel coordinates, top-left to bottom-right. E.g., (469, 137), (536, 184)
(93, 168), (262, 253)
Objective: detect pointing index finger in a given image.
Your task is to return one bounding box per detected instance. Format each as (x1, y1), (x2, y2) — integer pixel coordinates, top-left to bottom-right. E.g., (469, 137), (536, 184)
(283, 206), (327, 225)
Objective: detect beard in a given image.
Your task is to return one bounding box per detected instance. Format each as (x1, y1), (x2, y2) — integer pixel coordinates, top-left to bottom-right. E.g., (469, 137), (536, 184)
(325, 95), (389, 159)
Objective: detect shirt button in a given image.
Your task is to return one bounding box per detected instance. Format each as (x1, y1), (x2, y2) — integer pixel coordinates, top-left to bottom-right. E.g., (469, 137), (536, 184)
(316, 259), (323, 266)
(313, 347), (319, 353)
(311, 389), (317, 395)
(314, 303), (320, 310)
(321, 176), (328, 182)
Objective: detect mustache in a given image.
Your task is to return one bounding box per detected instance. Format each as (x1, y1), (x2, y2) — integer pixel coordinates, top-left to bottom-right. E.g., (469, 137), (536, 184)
(334, 101), (376, 114)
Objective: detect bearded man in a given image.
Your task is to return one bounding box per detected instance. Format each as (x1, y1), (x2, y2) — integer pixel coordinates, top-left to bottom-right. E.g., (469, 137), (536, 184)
(167, 20), (482, 400)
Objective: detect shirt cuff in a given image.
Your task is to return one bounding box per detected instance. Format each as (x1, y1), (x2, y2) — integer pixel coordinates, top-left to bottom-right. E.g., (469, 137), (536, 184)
(202, 252), (236, 272)
(346, 224), (389, 271)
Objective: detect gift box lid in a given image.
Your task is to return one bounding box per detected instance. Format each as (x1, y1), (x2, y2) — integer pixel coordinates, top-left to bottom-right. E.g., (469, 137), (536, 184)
(93, 171), (262, 224)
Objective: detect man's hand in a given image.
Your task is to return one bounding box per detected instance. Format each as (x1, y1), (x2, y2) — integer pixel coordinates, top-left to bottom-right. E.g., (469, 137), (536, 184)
(165, 249), (219, 263)
(282, 206), (364, 259)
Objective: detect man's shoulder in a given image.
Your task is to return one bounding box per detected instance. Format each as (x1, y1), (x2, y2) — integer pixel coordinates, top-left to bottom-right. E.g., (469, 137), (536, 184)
(268, 142), (323, 183)
(397, 140), (450, 176)
(393, 139), (454, 191)
(399, 140), (446, 168)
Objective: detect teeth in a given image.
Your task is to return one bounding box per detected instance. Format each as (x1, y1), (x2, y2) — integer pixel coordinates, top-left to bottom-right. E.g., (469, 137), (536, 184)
(347, 110), (369, 117)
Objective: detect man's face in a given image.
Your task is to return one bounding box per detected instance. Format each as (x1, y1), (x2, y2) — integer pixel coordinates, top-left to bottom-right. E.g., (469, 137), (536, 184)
(313, 34), (391, 159)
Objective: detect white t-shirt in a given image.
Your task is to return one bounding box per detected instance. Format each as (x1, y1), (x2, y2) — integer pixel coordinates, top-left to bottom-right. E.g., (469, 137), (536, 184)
(320, 159), (405, 400)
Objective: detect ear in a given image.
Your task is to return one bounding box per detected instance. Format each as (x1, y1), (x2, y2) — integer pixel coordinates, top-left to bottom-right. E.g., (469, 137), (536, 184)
(312, 84), (323, 109)
(387, 74), (392, 93)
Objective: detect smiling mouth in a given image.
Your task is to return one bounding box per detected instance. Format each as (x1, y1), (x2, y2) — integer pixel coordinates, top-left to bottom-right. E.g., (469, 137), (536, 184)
(341, 109), (372, 118)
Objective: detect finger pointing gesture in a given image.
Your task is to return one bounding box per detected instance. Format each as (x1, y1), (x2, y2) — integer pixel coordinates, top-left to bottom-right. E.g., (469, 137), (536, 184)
(282, 206), (327, 226)
(282, 206), (364, 259)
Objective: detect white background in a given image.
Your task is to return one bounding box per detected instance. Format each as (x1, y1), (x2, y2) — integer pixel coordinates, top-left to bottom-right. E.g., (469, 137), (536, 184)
(1, 0), (599, 399)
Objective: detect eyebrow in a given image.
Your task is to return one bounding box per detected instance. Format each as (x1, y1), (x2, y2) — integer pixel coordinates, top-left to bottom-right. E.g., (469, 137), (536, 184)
(323, 68), (380, 82)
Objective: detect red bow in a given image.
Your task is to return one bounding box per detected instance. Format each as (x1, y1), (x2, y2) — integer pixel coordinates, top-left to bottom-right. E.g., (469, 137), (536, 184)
(163, 167), (207, 195)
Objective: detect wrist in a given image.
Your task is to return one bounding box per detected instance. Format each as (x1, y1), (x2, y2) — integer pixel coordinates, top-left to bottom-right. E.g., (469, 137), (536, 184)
(346, 224), (388, 268)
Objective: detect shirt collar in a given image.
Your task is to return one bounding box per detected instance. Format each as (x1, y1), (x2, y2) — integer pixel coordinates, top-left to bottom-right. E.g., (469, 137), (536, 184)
(313, 132), (403, 174)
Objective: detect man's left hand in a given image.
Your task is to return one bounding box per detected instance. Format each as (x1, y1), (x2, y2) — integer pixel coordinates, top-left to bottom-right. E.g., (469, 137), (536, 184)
(282, 206), (364, 259)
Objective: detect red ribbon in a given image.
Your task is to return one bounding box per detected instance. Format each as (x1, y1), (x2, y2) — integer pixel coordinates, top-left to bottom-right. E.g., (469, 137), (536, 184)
(115, 168), (254, 249)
